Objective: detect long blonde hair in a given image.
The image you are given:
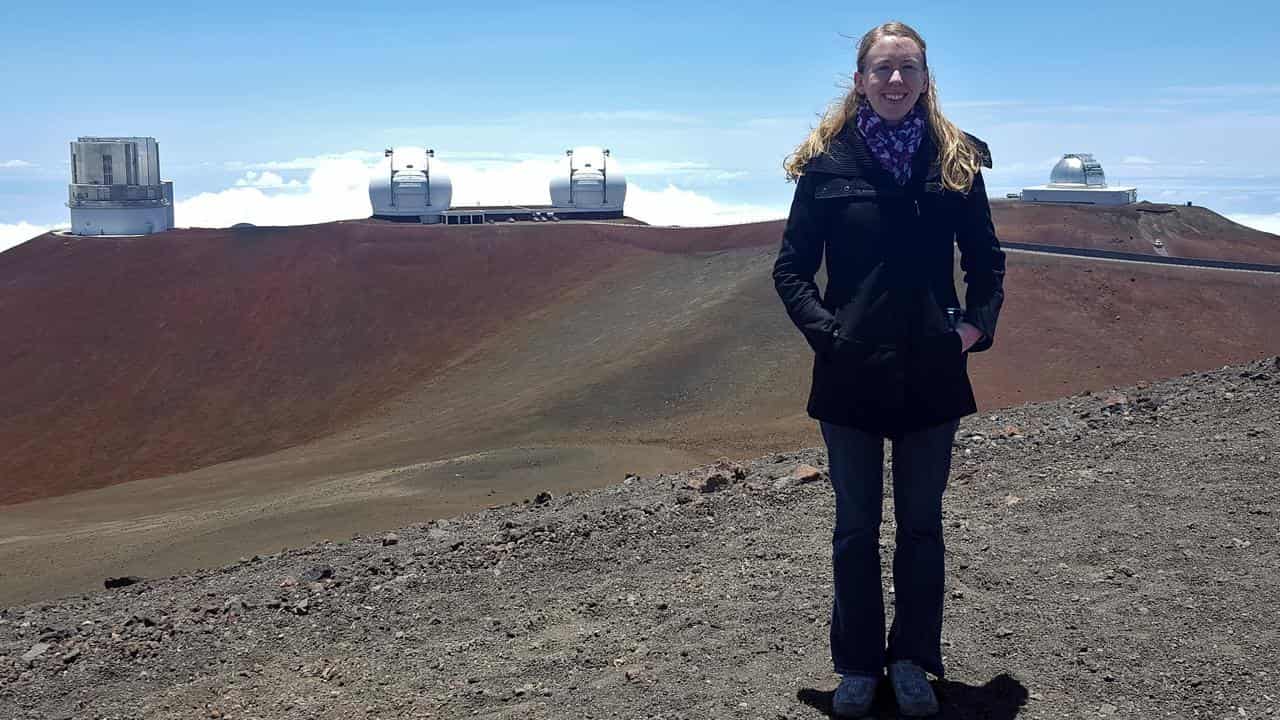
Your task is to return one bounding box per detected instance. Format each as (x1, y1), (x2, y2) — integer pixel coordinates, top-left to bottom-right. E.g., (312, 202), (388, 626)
(784, 21), (983, 193)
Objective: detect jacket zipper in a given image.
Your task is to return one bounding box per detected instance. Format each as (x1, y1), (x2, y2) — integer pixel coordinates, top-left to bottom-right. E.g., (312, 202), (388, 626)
(914, 199), (921, 217)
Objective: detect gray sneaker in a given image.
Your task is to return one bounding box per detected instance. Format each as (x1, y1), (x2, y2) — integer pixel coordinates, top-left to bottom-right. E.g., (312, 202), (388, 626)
(889, 660), (939, 716)
(832, 673), (879, 718)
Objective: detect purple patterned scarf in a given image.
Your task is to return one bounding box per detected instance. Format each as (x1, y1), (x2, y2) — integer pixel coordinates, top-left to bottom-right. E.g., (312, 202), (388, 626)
(854, 102), (926, 185)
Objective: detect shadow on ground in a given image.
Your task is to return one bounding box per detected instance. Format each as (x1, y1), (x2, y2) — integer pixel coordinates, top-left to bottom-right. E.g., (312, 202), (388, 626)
(798, 673), (1028, 718)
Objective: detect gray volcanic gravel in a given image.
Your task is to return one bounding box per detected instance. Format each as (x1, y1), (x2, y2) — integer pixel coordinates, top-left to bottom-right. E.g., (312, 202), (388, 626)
(2, 358), (1279, 719)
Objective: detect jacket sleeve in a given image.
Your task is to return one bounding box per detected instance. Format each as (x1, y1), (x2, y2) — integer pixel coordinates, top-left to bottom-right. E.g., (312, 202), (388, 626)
(773, 173), (837, 356)
(956, 169), (1006, 353)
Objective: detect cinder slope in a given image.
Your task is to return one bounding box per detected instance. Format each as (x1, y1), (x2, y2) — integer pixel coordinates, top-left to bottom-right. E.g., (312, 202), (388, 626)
(3, 359), (1277, 718)
(2, 213), (1279, 605)
(0, 222), (659, 504)
(3, 208), (1276, 507)
(991, 200), (1280, 263)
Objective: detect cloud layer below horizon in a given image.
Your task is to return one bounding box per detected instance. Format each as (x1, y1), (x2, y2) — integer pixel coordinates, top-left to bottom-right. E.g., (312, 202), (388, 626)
(4, 150), (1280, 252)
(176, 154), (786, 230)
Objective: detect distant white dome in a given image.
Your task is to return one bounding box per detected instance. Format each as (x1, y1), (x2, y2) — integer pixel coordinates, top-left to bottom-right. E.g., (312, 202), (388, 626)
(550, 146), (626, 210)
(1049, 153), (1108, 188)
(369, 147), (452, 218)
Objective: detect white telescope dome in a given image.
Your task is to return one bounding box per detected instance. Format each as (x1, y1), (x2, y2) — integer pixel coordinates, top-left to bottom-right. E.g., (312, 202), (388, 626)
(369, 147), (452, 220)
(1049, 153), (1108, 188)
(550, 146), (626, 210)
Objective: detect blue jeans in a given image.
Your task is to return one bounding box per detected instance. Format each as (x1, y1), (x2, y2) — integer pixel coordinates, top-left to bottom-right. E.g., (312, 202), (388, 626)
(820, 418), (960, 679)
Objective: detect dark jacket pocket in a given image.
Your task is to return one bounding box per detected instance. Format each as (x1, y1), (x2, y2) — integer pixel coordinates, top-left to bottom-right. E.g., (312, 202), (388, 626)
(905, 331), (969, 408)
(829, 337), (905, 411)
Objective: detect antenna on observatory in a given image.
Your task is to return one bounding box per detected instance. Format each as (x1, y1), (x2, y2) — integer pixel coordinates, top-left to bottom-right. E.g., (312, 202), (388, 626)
(565, 149), (575, 205)
(385, 149), (395, 207)
(602, 148), (611, 204)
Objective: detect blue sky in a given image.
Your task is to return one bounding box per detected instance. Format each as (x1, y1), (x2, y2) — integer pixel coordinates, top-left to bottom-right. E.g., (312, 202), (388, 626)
(3, 0), (1279, 246)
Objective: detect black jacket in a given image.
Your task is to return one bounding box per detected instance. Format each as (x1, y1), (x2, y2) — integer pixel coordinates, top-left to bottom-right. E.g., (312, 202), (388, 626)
(773, 124), (1006, 438)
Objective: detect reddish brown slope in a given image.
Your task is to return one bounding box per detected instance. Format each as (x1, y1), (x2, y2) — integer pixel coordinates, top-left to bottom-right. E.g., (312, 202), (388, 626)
(0, 222), (654, 504)
(991, 200), (1280, 264)
(2, 208), (1277, 508)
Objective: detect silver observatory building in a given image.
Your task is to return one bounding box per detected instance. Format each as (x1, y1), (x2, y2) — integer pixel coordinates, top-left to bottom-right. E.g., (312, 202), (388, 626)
(1020, 154), (1137, 206)
(67, 137), (175, 235)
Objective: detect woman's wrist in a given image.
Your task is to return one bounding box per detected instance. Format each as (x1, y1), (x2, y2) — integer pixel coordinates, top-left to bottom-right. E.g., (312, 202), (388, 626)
(956, 321), (983, 352)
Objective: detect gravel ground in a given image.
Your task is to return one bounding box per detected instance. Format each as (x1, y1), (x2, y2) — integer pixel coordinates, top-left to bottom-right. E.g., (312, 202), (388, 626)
(3, 357), (1278, 719)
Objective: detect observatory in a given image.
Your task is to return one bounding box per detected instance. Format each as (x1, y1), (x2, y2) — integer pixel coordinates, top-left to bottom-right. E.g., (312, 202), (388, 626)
(67, 137), (175, 235)
(369, 147), (453, 223)
(438, 146), (627, 224)
(549, 147), (626, 214)
(370, 145), (628, 225)
(1020, 154), (1136, 206)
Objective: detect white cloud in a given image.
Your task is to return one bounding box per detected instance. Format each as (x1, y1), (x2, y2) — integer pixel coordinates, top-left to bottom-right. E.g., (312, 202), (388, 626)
(446, 157), (559, 206)
(1226, 212), (1280, 236)
(625, 184), (785, 227)
(0, 222), (67, 252)
(0, 160), (34, 168)
(1121, 155), (1157, 165)
(177, 159), (373, 227)
(233, 170), (304, 189)
(223, 150), (384, 171)
(177, 153), (783, 229)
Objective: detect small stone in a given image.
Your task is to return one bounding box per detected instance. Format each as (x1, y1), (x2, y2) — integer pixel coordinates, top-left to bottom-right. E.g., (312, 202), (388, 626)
(995, 626), (1014, 638)
(381, 533), (400, 547)
(686, 471), (731, 493)
(21, 643), (51, 662)
(279, 576), (299, 588)
(299, 565), (333, 583)
(104, 576), (142, 589)
(533, 491), (553, 505)
(1004, 494), (1022, 506)
(62, 648), (81, 664)
(714, 457), (747, 480)
(1102, 393), (1128, 411)
(789, 464), (825, 484)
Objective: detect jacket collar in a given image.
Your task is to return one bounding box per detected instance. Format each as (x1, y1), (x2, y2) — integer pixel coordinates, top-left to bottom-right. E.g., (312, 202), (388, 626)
(805, 123), (941, 193)
(803, 122), (994, 194)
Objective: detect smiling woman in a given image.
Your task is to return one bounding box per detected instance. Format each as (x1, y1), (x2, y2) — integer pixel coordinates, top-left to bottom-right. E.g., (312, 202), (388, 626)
(774, 20), (1006, 718)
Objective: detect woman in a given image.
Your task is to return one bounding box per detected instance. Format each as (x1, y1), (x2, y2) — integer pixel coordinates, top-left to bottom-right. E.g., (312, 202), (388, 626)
(772, 21), (1006, 718)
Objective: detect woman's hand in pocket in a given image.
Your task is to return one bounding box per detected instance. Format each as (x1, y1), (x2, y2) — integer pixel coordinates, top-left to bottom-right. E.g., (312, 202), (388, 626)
(956, 321), (983, 353)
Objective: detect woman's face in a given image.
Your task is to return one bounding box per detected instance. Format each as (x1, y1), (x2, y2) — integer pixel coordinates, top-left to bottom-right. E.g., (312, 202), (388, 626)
(854, 35), (928, 125)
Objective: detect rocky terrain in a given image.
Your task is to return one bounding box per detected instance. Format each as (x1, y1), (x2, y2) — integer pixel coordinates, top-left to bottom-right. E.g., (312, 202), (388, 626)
(4, 357), (1277, 719)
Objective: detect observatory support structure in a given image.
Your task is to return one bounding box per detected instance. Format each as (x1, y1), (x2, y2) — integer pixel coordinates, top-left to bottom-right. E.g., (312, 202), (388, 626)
(67, 137), (175, 235)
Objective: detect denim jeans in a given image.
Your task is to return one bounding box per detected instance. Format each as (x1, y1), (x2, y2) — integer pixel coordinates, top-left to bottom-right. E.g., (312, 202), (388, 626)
(820, 418), (960, 679)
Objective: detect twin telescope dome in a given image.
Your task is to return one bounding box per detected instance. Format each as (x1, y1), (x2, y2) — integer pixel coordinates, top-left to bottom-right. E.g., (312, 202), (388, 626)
(550, 147), (626, 210)
(369, 146), (626, 224)
(368, 147), (452, 217)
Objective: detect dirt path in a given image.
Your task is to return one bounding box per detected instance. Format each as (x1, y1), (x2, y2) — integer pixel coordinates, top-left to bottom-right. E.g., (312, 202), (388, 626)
(3, 357), (1277, 719)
